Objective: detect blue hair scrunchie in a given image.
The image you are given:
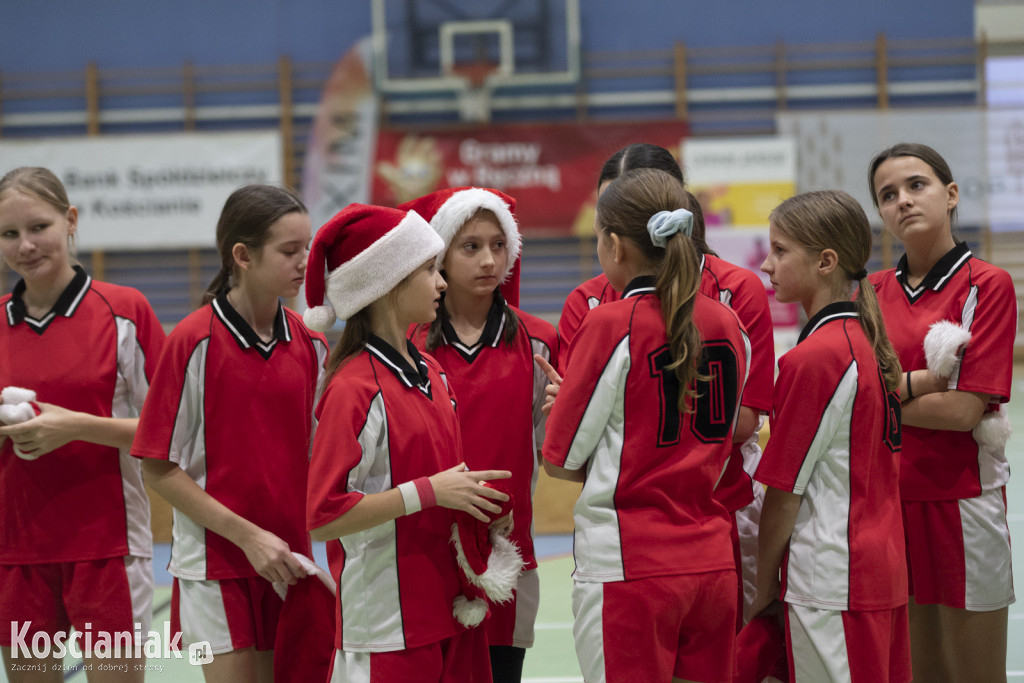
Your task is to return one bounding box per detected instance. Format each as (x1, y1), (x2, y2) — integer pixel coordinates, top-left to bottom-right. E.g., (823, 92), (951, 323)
(646, 209), (694, 248)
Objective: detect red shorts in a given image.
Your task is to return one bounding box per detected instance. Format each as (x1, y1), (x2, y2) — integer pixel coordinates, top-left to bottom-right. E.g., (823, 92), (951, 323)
(572, 570), (736, 683)
(485, 568), (539, 649)
(328, 626), (491, 683)
(0, 556), (152, 649)
(785, 603), (910, 683)
(901, 488), (1014, 611)
(171, 576), (283, 655)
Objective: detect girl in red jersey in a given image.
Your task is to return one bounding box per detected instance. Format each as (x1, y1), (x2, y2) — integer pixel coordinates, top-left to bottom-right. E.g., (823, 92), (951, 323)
(399, 187), (558, 683)
(132, 185), (328, 683)
(302, 203), (512, 683)
(752, 190), (909, 682)
(543, 168), (750, 683)
(867, 143), (1015, 682)
(555, 143), (773, 625)
(0, 167), (165, 683)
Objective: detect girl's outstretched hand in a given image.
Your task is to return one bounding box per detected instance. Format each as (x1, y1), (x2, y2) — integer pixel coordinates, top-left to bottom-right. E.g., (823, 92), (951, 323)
(533, 354), (562, 417)
(430, 464), (511, 523)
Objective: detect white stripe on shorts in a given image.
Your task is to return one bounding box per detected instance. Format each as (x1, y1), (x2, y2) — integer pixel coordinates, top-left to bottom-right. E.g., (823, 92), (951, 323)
(787, 603), (852, 683)
(571, 581), (607, 683)
(332, 648), (372, 683)
(960, 487), (1016, 611)
(125, 556), (154, 635)
(513, 568), (541, 648)
(176, 579), (234, 654)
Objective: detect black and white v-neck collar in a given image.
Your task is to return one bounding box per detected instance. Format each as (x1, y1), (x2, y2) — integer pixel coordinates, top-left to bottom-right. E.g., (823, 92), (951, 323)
(440, 294), (506, 363)
(212, 292), (291, 360)
(365, 334), (433, 398)
(622, 275), (656, 299)
(799, 301), (858, 343)
(6, 265), (91, 335)
(894, 242), (971, 303)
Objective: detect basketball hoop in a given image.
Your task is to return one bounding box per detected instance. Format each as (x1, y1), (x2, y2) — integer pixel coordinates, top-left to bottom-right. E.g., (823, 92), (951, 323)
(451, 61), (498, 123)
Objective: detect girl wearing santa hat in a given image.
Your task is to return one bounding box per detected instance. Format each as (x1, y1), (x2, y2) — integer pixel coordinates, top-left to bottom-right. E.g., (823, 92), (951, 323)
(0, 166), (165, 682)
(543, 168), (749, 683)
(303, 203), (513, 683)
(397, 187), (559, 683)
(132, 184), (328, 682)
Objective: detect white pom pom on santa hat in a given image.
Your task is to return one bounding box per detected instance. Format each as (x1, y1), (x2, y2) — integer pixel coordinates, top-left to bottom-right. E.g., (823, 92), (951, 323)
(0, 386), (42, 460)
(974, 405), (1012, 453)
(923, 320), (972, 379)
(302, 204), (444, 331)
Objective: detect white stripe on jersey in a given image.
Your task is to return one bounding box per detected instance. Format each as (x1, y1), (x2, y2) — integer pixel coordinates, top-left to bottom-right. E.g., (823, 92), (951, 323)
(338, 391), (406, 652)
(951, 284), (979, 389)
(168, 338), (211, 579)
(568, 335), (631, 583)
(785, 361), (858, 610)
(113, 315), (155, 558)
(309, 337), (330, 459)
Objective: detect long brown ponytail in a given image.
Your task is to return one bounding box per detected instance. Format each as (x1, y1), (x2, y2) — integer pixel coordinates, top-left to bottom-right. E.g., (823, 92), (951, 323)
(596, 168), (704, 411)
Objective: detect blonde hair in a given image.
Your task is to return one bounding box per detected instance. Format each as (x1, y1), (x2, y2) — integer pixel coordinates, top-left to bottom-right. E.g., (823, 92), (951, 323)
(0, 166), (78, 260)
(769, 190), (902, 391)
(596, 168), (704, 411)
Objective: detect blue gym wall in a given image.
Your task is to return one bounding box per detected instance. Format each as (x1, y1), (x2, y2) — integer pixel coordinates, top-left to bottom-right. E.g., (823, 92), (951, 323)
(0, 0), (973, 73)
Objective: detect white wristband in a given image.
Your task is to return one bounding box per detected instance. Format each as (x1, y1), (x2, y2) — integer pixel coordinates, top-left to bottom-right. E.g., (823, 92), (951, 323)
(397, 481), (422, 515)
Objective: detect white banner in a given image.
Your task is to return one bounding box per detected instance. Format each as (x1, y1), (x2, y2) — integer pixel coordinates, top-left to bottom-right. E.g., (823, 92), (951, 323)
(0, 131), (282, 249)
(775, 109), (1024, 230)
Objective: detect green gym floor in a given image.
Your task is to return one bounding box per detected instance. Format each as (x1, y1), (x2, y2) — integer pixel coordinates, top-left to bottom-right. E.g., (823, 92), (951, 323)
(4, 384), (1024, 681)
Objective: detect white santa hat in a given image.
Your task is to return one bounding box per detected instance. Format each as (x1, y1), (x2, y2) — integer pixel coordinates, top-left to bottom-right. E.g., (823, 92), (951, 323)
(303, 203), (444, 331)
(398, 187), (522, 306)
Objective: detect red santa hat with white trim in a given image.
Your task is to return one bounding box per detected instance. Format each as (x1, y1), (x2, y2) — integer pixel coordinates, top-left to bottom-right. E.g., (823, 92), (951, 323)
(303, 203), (445, 331)
(449, 480), (524, 628)
(398, 187), (522, 307)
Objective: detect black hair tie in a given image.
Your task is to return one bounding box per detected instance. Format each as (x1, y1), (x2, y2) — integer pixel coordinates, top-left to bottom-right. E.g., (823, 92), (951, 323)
(849, 268), (868, 281)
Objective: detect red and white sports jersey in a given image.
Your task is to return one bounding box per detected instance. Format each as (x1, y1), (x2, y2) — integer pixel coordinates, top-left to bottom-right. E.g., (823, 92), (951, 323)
(132, 293), (327, 580)
(755, 302), (907, 611)
(307, 338), (465, 652)
(408, 298), (559, 571)
(557, 274), (620, 369)
(0, 266), (164, 564)
(544, 276), (750, 583)
(870, 244), (1016, 500)
(700, 254), (776, 513)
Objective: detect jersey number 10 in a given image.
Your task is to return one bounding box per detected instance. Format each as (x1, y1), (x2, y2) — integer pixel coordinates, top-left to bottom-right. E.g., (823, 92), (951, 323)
(648, 340), (741, 447)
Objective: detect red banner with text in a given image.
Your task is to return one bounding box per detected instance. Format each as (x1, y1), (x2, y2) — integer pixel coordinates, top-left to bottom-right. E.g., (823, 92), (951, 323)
(372, 121), (690, 235)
